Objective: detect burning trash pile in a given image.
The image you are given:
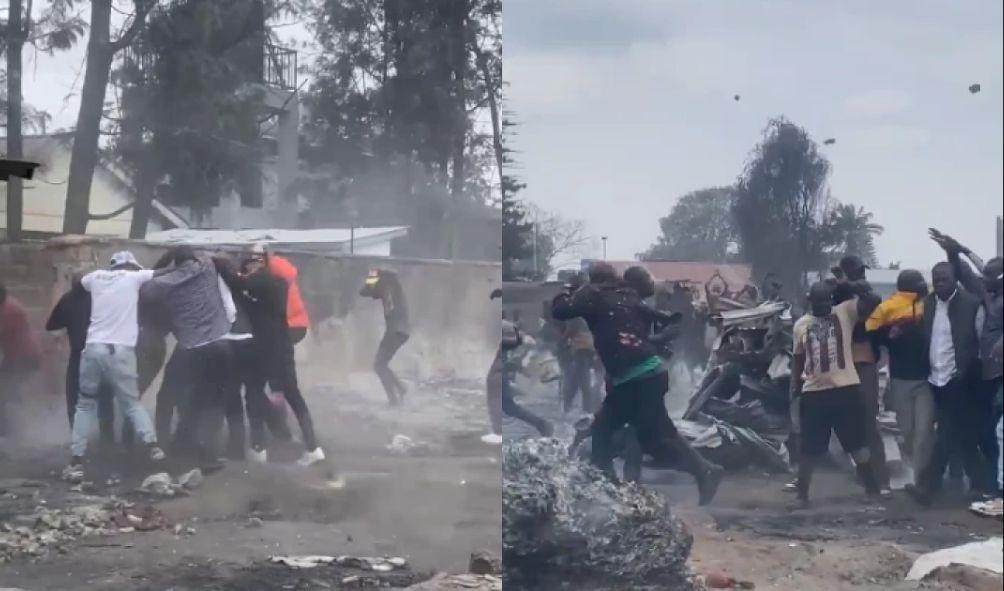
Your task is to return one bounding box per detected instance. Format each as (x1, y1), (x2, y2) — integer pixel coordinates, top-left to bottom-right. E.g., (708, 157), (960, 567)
(677, 301), (796, 473)
(503, 438), (697, 590)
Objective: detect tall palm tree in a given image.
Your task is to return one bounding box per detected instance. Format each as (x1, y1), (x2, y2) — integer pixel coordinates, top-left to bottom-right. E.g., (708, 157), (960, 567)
(824, 203), (884, 266)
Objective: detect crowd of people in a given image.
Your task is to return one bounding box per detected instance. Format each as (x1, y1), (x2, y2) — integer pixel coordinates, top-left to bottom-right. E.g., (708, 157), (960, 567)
(0, 245), (414, 484)
(491, 229), (1002, 517)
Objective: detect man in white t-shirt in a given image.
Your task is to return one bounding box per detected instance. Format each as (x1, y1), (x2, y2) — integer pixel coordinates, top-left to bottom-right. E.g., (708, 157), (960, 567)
(65, 251), (165, 482)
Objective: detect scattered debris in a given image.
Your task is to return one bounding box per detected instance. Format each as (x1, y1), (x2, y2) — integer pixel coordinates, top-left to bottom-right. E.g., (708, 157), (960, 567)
(404, 573), (502, 590)
(906, 538), (1004, 581)
(270, 554), (409, 572)
(823, 138), (836, 145)
(969, 83), (982, 94)
(503, 438), (696, 589)
(734, 94), (741, 101)
(468, 549), (500, 575)
(921, 564), (1002, 591)
(138, 471), (202, 497)
(178, 469), (204, 490)
(387, 434), (433, 456)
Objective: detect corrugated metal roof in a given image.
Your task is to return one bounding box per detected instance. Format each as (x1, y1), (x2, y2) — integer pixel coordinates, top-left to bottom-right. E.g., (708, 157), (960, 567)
(145, 226), (409, 246)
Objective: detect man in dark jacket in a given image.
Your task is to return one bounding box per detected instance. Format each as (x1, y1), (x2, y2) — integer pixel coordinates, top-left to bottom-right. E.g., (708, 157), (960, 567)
(909, 261), (989, 503)
(46, 276), (115, 443)
(552, 262), (724, 505)
(360, 269), (410, 406)
(217, 250), (323, 466)
(866, 270), (933, 488)
(931, 228), (1003, 496)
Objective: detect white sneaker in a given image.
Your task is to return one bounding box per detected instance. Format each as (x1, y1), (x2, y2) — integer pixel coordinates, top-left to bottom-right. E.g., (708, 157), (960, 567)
(248, 448), (268, 464)
(148, 445), (166, 462)
(62, 463), (85, 484)
(480, 433), (503, 445)
(297, 447), (326, 467)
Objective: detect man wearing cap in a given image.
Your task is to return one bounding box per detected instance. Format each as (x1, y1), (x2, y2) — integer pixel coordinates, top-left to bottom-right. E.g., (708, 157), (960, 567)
(65, 252), (164, 482)
(360, 269), (410, 406)
(834, 255), (891, 494)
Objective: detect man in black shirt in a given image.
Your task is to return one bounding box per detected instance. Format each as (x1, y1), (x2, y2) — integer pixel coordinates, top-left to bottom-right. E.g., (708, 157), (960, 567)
(553, 263), (724, 505)
(46, 275), (114, 443)
(217, 251), (323, 466)
(360, 269), (410, 406)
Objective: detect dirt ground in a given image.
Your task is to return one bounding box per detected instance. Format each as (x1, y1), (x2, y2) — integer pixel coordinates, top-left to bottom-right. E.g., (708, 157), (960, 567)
(0, 371), (501, 591)
(504, 378), (1004, 591)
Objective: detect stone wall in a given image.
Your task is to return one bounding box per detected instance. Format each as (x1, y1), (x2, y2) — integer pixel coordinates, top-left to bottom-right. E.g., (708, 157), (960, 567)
(2, 237), (502, 392)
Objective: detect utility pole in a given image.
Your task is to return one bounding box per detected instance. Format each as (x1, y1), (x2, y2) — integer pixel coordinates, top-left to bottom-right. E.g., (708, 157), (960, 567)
(601, 236), (608, 260)
(5, 0), (26, 241)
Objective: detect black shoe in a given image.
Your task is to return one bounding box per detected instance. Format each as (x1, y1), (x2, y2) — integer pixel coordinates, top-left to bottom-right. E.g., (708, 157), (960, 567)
(904, 483), (932, 507)
(697, 465), (725, 506)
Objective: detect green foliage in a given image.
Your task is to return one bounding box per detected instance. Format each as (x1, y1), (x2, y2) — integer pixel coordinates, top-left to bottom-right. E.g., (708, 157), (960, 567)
(820, 202), (884, 268)
(114, 0), (269, 215)
(641, 187), (738, 262)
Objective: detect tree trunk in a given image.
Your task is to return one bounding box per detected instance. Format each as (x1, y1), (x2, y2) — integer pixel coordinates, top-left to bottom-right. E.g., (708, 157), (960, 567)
(477, 49), (504, 200)
(446, 0), (469, 260)
(128, 152), (155, 239)
(5, 0), (25, 242)
(63, 0), (115, 235)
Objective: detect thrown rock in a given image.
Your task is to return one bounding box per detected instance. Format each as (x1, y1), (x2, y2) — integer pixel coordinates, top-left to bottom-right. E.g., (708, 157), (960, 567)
(387, 434), (433, 456)
(503, 438), (696, 590)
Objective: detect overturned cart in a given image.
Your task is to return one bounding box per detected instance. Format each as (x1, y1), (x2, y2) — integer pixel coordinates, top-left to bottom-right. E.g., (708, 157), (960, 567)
(679, 301), (795, 473)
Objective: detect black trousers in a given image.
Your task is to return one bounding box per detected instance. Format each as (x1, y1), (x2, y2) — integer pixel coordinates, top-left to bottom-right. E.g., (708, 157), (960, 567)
(165, 341), (242, 460)
(591, 371), (682, 477)
(249, 339), (318, 452)
(374, 331), (409, 404)
(919, 378), (994, 495)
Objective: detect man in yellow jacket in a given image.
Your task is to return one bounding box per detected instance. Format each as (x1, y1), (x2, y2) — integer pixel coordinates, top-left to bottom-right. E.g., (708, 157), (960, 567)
(866, 270), (933, 488)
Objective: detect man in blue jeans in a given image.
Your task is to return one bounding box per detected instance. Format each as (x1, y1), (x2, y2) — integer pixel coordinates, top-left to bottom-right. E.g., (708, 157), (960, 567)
(64, 252), (165, 482)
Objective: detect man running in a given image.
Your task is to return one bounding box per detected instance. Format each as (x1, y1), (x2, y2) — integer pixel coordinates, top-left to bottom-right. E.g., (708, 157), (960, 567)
(553, 262), (724, 505)
(360, 269), (410, 406)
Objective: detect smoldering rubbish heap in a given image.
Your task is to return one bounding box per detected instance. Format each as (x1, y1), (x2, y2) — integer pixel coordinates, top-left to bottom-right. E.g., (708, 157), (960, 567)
(502, 438), (698, 590)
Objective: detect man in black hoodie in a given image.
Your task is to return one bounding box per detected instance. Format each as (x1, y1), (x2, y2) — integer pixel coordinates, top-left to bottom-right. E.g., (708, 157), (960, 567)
(46, 275), (114, 443)
(217, 250), (324, 466)
(552, 262), (724, 505)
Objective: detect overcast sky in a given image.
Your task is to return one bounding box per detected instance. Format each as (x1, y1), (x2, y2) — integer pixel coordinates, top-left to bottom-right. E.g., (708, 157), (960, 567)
(505, 0), (1004, 268)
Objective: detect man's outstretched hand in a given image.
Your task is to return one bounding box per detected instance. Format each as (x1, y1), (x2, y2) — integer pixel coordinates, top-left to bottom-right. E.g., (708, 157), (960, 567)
(929, 228), (965, 255)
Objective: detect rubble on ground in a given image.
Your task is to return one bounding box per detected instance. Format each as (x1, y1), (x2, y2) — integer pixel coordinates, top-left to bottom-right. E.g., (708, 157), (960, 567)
(0, 497), (171, 563)
(138, 469), (204, 497)
(503, 438), (696, 590)
(404, 573), (502, 590)
(270, 554), (408, 572)
(387, 434), (434, 456)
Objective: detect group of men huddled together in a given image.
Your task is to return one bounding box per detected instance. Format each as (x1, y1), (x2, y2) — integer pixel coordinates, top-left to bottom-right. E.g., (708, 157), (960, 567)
(0, 245), (412, 484)
(488, 228), (1002, 515)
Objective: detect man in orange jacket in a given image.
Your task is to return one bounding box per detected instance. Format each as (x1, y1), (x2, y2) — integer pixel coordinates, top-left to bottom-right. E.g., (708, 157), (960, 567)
(264, 248), (311, 345)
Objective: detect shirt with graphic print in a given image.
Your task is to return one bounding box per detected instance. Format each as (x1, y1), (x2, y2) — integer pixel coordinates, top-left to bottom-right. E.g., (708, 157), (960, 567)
(793, 298), (861, 393)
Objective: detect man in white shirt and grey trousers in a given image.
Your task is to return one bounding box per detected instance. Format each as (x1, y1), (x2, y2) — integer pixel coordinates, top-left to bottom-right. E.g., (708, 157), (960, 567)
(65, 252), (165, 482)
(909, 261), (989, 504)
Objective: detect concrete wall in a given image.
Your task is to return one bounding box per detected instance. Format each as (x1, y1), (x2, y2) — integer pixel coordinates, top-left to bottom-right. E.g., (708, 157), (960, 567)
(1, 237), (501, 412)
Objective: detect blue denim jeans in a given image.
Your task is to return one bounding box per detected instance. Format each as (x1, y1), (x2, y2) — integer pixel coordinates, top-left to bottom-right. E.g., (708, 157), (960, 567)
(71, 344), (157, 457)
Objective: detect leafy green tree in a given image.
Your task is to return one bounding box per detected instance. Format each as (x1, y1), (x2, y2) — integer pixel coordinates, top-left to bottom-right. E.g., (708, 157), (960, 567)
(641, 187), (737, 262)
(820, 202), (884, 267)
